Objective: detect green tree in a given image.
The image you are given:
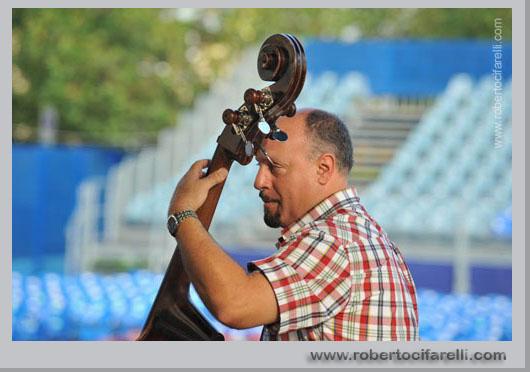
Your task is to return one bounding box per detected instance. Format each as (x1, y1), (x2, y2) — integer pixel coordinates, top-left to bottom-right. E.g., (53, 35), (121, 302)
(13, 9), (204, 146)
(12, 8), (511, 147)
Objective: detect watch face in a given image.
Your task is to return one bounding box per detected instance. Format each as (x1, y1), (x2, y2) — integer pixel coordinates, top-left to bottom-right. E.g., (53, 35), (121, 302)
(167, 215), (178, 236)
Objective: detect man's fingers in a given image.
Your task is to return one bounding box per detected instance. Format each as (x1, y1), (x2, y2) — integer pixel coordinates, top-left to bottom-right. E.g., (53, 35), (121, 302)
(189, 159), (210, 176)
(191, 159), (210, 170)
(203, 168), (228, 188)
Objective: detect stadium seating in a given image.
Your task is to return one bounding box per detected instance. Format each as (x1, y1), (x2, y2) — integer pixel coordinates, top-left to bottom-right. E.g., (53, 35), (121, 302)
(362, 76), (512, 238)
(12, 271), (512, 341)
(491, 205), (512, 239)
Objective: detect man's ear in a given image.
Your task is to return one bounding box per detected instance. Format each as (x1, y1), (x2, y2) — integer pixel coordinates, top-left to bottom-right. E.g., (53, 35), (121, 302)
(316, 153), (335, 185)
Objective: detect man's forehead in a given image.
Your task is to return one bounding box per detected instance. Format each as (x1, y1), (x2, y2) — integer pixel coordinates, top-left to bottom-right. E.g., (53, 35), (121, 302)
(276, 111), (309, 133)
(259, 135), (289, 162)
(256, 139), (281, 163)
(256, 110), (311, 160)
(265, 113), (308, 146)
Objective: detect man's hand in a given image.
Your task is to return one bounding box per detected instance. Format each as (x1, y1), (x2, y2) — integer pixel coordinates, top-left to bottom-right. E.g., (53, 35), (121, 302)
(168, 159), (228, 215)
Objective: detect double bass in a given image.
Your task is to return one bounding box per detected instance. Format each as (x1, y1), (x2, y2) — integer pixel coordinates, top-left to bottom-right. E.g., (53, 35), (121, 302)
(137, 34), (307, 341)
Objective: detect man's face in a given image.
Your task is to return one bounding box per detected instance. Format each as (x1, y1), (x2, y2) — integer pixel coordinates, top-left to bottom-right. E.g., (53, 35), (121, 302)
(253, 113), (317, 229)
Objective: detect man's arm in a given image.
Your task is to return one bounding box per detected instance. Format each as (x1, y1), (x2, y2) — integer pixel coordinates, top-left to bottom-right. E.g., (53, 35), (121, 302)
(168, 159), (279, 329)
(176, 217), (278, 329)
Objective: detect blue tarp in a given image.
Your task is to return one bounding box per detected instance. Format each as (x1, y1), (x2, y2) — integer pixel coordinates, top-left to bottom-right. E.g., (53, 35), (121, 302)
(12, 144), (124, 269)
(305, 39), (512, 96)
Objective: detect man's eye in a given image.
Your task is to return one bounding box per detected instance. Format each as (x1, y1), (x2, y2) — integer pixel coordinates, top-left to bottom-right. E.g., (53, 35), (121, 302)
(255, 159), (281, 173)
(270, 164), (281, 174)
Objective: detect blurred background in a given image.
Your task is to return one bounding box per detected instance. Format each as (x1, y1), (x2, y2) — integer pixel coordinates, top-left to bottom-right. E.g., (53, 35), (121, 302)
(12, 8), (512, 341)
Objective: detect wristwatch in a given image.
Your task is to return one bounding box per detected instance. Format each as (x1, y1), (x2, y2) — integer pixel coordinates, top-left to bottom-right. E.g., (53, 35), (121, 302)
(167, 210), (198, 237)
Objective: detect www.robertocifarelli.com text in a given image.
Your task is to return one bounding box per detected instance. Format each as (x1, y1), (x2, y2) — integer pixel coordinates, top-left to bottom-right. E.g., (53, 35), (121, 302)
(309, 349), (506, 363)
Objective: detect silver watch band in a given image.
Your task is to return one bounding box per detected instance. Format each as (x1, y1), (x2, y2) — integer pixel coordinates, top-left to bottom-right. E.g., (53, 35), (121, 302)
(167, 210), (198, 236)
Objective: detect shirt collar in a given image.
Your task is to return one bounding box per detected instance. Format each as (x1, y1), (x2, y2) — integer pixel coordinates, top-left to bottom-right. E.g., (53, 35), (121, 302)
(276, 186), (360, 248)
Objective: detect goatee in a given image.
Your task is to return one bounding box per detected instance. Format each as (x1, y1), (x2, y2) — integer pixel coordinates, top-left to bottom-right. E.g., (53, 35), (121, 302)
(263, 206), (281, 228)
(260, 190), (281, 228)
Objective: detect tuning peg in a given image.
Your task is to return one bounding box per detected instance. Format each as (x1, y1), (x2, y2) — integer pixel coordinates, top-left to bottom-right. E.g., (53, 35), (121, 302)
(244, 88), (266, 105)
(222, 109), (241, 125)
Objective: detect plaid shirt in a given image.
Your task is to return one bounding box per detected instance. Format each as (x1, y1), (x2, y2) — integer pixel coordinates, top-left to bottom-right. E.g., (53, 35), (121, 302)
(248, 187), (418, 341)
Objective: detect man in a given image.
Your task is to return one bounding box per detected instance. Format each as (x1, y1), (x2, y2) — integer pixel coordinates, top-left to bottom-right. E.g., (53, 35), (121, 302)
(168, 108), (419, 341)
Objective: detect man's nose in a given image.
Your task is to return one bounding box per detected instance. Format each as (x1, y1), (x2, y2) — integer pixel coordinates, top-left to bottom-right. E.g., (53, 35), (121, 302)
(253, 165), (269, 191)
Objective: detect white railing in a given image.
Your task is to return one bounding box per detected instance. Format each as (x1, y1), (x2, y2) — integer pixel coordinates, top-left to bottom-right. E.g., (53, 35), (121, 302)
(64, 179), (102, 273)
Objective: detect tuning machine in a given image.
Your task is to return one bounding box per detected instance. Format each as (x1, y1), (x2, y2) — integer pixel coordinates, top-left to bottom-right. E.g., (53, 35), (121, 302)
(266, 102), (296, 141)
(266, 122), (288, 141)
(259, 102), (296, 142)
(221, 106), (255, 157)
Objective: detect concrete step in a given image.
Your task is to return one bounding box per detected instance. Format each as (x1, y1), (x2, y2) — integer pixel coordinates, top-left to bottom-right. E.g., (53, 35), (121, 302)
(356, 118), (419, 131)
(353, 128), (411, 140)
(346, 100), (431, 189)
(354, 146), (397, 167)
(352, 137), (404, 148)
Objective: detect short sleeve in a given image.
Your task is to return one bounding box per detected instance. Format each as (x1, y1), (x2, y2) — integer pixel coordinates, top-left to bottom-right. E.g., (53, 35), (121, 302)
(248, 229), (351, 335)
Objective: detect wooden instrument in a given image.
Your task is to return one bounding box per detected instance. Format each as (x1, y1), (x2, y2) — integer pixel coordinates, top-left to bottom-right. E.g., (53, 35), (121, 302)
(137, 34), (306, 341)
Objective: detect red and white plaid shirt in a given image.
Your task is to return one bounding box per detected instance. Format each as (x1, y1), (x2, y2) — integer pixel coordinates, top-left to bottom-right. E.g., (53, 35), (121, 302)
(248, 187), (419, 341)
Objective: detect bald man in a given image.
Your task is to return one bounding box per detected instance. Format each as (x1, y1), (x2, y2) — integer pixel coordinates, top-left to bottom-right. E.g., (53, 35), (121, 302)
(168, 108), (419, 341)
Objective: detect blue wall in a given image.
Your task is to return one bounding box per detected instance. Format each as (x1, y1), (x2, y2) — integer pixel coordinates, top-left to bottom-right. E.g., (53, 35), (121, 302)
(306, 39), (512, 96)
(12, 144), (124, 270)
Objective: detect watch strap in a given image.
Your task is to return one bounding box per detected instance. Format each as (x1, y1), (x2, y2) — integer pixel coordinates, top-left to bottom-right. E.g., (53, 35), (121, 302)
(168, 210), (198, 236)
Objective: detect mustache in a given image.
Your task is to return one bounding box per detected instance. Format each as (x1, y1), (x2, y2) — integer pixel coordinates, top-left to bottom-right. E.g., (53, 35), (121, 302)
(259, 191), (279, 203)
